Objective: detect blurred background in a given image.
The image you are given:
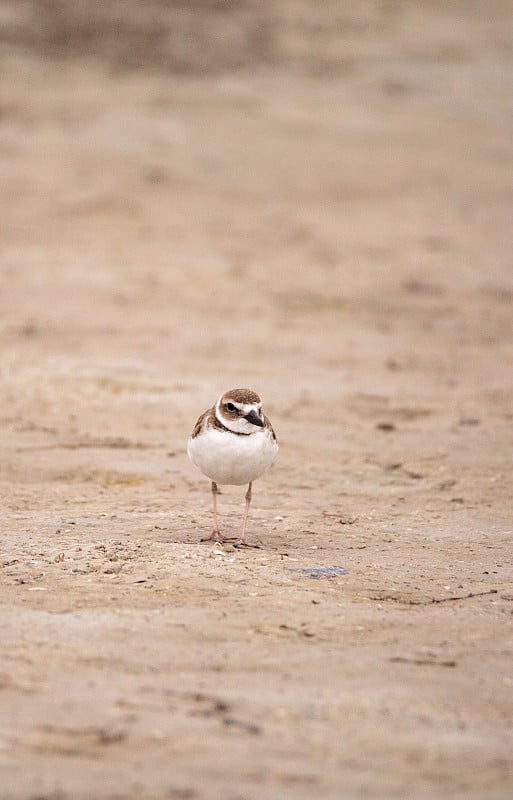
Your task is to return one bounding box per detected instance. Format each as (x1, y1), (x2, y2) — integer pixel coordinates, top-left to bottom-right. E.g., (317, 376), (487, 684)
(1, 0), (512, 488)
(2, 0), (512, 501)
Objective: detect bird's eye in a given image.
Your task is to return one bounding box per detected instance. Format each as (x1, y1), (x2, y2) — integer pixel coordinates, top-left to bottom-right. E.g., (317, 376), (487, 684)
(226, 403), (236, 412)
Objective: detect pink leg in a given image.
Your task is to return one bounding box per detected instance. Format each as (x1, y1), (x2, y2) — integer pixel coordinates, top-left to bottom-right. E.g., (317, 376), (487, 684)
(233, 483), (261, 548)
(200, 481), (224, 542)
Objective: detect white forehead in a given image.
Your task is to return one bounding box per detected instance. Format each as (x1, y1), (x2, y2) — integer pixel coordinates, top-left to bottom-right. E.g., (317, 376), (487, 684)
(235, 402), (261, 414)
(217, 398), (261, 414)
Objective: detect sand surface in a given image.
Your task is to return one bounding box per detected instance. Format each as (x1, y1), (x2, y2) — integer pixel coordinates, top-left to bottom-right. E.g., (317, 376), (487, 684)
(1, 3), (512, 798)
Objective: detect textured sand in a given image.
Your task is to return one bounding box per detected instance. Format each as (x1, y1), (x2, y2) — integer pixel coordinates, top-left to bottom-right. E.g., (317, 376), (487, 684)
(1, 3), (512, 798)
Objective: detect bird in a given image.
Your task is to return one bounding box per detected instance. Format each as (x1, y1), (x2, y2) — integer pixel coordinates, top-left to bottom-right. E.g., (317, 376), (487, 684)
(187, 388), (278, 547)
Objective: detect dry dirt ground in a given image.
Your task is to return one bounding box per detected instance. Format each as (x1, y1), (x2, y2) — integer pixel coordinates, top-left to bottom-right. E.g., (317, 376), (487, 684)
(1, 3), (513, 799)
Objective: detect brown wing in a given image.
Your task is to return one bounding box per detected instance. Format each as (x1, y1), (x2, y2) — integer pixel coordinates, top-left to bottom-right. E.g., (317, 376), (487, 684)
(190, 408), (211, 439)
(264, 414), (278, 443)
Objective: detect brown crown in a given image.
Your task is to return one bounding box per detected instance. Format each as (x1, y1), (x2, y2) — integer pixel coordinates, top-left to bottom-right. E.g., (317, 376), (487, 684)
(222, 388), (261, 405)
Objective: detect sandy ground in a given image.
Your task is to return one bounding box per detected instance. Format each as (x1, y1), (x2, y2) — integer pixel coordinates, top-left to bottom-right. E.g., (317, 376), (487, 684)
(1, 3), (513, 799)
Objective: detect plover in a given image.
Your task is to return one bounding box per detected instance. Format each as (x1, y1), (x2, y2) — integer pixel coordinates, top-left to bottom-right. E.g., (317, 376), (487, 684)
(187, 388), (278, 547)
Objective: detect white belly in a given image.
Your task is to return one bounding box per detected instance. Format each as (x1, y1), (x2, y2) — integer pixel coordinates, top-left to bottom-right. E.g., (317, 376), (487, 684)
(187, 428), (278, 485)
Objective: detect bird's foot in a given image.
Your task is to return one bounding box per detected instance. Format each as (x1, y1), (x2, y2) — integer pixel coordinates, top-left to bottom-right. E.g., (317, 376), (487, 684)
(200, 530), (228, 544)
(232, 538), (262, 549)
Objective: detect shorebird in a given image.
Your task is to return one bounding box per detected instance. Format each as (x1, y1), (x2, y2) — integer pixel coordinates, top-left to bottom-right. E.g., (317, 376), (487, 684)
(187, 388), (278, 547)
